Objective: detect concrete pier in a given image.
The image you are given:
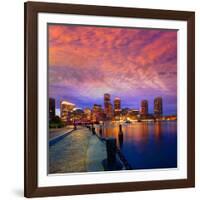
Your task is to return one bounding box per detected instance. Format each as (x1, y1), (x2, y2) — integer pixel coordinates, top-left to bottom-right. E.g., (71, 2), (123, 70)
(49, 127), (107, 173)
(49, 125), (130, 174)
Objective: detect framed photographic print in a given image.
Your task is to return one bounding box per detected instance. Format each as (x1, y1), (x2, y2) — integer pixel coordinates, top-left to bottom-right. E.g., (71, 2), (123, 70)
(24, 1), (195, 197)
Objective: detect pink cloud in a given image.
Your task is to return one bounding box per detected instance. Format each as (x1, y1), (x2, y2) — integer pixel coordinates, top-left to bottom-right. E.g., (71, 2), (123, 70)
(48, 24), (177, 114)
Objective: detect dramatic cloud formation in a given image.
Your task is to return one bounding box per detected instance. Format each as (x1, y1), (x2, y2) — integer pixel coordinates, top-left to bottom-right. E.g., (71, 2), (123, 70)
(48, 24), (177, 115)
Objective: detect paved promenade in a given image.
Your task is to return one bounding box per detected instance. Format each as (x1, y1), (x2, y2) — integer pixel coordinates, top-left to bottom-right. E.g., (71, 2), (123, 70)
(49, 127), (107, 174)
(49, 126), (74, 139)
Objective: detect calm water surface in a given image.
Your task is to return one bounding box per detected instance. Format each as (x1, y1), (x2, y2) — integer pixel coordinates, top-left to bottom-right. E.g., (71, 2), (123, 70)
(97, 121), (177, 170)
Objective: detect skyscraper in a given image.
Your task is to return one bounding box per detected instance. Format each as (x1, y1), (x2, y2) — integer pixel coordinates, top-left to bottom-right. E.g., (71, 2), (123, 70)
(49, 98), (55, 120)
(104, 93), (113, 119)
(84, 108), (92, 121)
(107, 103), (113, 119)
(92, 104), (103, 122)
(140, 100), (148, 116)
(154, 97), (163, 117)
(104, 93), (110, 110)
(114, 97), (121, 116)
(60, 100), (75, 123)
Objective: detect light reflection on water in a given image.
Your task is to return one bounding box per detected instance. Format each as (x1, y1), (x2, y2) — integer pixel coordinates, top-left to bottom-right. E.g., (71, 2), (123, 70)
(97, 121), (177, 170)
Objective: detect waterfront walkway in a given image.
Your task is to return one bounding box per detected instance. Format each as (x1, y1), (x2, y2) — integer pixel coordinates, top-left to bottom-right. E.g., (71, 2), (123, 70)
(49, 127), (107, 173)
(49, 126), (74, 139)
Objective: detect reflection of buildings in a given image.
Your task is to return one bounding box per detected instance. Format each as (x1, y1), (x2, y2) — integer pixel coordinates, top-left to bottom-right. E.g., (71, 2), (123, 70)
(154, 122), (162, 140)
(60, 100), (75, 123)
(92, 104), (103, 122)
(104, 93), (113, 120)
(49, 98), (55, 120)
(140, 100), (148, 116)
(114, 97), (121, 117)
(154, 97), (163, 117)
(141, 122), (149, 140)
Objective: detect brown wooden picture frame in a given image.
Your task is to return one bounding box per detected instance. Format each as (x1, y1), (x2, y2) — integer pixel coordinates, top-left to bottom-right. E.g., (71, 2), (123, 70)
(24, 1), (195, 198)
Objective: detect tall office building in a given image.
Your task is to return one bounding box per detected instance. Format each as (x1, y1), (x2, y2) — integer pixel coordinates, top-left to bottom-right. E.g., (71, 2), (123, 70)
(60, 100), (75, 123)
(107, 103), (113, 119)
(49, 98), (55, 120)
(154, 97), (163, 117)
(84, 108), (92, 121)
(92, 104), (103, 122)
(104, 93), (113, 119)
(140, 100), (148, 116)
(104, 93), (110, 110)
(72, 108), (84, 122)
(114, 97), (121, 116)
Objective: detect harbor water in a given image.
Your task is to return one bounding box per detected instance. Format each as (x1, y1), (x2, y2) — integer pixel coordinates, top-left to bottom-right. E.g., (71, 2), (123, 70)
(97, 121), (177, 170)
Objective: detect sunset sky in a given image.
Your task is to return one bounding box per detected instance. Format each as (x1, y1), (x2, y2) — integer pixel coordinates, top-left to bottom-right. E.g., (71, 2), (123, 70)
(48, 24), (177, 115)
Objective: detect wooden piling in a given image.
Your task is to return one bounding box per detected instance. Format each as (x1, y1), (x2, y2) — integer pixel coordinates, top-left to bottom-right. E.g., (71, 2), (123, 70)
(106, 137), (117, 165)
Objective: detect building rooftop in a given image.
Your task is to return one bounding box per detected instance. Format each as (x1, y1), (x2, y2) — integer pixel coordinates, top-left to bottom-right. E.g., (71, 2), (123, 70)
(61, 100), (75, 106)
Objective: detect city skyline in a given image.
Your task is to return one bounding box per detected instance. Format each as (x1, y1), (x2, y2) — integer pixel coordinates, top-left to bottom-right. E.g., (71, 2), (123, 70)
(49, 25), (177, 115)
(51, 94), (175, 118)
